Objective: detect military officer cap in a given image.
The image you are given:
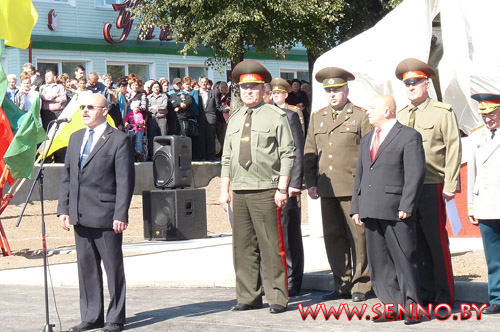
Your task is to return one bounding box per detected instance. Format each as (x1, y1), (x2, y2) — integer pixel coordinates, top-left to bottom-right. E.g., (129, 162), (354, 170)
(315, 67), (355, 89)
(270, 77), (292, 93)
(471, 93), (500, 114)
(395, 58), (436, 85)
(232, 60), (272, 86)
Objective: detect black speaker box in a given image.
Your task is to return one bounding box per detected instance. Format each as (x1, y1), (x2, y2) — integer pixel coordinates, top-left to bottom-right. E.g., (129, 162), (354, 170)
(143, 189), (207, 240)
(153, 135), (192, 189)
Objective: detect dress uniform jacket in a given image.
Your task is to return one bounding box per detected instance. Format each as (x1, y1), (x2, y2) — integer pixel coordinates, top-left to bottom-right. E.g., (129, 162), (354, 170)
(467, 125), (500, 219)
(304, 102), (372, 197)
(396, 98), (461, 192)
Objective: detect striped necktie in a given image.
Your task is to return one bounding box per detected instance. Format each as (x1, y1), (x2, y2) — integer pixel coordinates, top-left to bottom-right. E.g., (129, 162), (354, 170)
(80, 129), (94, 168)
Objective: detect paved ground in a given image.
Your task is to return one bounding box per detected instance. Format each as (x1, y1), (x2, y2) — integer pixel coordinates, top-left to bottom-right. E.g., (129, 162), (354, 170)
(1, 285), (498, 332)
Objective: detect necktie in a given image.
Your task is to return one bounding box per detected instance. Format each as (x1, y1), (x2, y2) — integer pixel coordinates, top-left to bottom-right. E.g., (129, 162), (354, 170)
(239, 109), (253, 169)
(408, 107), (417, 128)
(491, 129), (496, 140)
(370, 128), (382, 162)
(80, 129), (94, 168)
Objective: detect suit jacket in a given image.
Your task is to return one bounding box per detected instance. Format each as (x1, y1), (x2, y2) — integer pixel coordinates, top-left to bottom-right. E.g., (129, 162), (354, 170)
(304, 102), (372, 197)
(57, 124), (135, 228)
(283, 109), (304, 189)
(350, 121), (425, 221)
(467, 125), (500, 219)
(198, 89), (219, 125)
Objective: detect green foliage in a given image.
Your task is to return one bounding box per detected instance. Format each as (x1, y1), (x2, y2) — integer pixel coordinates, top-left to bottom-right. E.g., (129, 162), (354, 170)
(132, 0), (401, 70)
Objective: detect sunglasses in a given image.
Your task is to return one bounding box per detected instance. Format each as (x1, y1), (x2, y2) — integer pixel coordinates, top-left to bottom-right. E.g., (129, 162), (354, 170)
(79, 105), (104, 111)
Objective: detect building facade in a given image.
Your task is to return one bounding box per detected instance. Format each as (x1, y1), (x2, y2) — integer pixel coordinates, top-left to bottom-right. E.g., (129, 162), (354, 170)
(1, 0), (308, 83)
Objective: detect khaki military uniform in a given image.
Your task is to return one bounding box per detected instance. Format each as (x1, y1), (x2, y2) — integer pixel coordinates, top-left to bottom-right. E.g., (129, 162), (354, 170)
(221, 101), (294, 307)
(397, 97), (462, 305)
(304, 101), (372, 295)
(285, 104), (306, 135)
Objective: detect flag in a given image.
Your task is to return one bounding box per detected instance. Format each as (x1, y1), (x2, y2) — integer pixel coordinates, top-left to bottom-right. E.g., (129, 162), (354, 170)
(1, 97), (26, 135)
(4, 93), (46, 179)
(0, 106), (14, 186)
(42, 95), (115, 157)
(0, 0), (38, 49)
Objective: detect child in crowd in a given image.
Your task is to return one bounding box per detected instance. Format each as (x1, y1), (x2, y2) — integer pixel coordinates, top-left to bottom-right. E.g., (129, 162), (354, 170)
(124, 100), (146, 161)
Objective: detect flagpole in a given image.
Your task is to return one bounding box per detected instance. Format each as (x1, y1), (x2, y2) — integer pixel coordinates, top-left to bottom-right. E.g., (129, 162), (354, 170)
(0, 167), (8, 188)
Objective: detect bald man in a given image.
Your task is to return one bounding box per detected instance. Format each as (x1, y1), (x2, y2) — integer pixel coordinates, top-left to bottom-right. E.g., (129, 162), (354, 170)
(58, 93), (134, 332)
(351, 95), (425, 324)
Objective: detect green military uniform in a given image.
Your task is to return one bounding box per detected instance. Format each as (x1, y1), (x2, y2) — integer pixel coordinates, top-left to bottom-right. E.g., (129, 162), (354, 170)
(221, 100), (295, 308)
(304, 100), (372, 295)
(397, 97), (462, 305)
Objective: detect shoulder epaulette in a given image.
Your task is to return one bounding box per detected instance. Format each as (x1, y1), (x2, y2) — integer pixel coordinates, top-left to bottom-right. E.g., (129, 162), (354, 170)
(470, 125), (485, 134)
(267, 104), (286, 115)
(352, 105), (367, 113)
(227, 108), (241, 120)
(313, 106), (328, 114)
(397, 104), (413, 113)
(286, 105), (301, 112)
(433, 100), (453, 111)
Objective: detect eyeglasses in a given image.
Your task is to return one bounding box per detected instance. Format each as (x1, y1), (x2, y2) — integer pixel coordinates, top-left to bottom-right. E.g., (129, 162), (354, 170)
(481, 110), (499, 119)
(79, 105), (104, 111)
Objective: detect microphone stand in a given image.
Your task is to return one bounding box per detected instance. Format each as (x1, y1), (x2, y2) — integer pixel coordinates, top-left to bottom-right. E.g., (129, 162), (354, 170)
(16, 119), (63, 332)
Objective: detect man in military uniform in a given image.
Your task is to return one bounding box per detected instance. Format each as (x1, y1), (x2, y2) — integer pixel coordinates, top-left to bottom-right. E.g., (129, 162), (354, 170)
(219, 60), (295, 314)
(269, 77), (305, 296)
(468, 93), (500, 315)
(270, 77), (306, 135)
(304, 67), (372, 302)
(395, 58), (462, 306)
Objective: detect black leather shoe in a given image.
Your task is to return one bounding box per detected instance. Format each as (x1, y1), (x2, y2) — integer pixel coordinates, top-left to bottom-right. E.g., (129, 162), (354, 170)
(101, 323), (124, 332)
(269, 304), (286, 314)
(352, 292), (366, 302)
(321, 290), (350, 301)
(404, 317), (421, 325)
(68, 321), (104, 332)
(483, 303), (500, 314)
(231, 303), (261, 311)
(288, 289), (300, 297)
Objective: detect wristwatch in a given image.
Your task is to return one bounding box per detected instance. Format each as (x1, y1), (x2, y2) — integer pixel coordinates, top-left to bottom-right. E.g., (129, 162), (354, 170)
(277, 188), (287, 194)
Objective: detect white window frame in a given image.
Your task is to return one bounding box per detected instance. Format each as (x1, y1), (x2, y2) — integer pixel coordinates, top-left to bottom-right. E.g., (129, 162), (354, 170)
(33, 0), (76, 7)
(35, 58), (93, 75)
(106, 61), (155, 81)
(95, 0), (125, 10)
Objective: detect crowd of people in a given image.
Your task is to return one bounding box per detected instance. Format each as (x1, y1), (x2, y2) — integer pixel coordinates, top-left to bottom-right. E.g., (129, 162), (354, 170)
(5, 63), (312, 163)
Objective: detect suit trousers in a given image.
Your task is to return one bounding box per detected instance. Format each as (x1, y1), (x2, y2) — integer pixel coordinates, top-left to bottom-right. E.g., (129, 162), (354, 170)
(364, 218), (420, 308)
(199, 122), (216, 161)
(415, 183), (454, 305)
(74, 225), (126, 325)
(320, 196), (371, 294)
(280, 195), (304, 292)
(232, 189), (288, 307)
(479, 220), (500, 305)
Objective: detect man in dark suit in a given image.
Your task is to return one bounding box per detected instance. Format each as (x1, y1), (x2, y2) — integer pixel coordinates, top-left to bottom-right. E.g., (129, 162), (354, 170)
(57, 93), (135, 332)
(267, 79), (305, 296)
(351, 95), (425, 325)
(198, 75), (219, 161)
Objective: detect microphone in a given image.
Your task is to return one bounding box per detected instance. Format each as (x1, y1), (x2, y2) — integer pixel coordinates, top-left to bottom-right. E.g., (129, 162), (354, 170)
(55, 117), (72, 124)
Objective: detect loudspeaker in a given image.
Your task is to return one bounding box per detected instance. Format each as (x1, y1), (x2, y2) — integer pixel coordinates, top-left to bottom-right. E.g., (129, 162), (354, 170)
(153, 135), (192, 189)
(143, 189), (207, 240)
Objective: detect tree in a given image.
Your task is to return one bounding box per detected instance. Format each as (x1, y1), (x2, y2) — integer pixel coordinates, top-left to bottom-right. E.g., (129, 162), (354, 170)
(132, 0), (402, 79)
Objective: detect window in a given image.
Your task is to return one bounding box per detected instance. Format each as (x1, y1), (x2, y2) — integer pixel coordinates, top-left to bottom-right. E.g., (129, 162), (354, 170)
(95, 0), (124, 8)
(106, 62), (151, 82)
(280, 70), (310, 83)
(34, 0), (75, 5)
(37, 61), (87, 77)
(169, 65), (207, 81)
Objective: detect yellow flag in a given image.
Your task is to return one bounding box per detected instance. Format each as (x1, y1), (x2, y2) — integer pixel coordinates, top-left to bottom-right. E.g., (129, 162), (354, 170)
(0, 0), (38, 49)
(46, 109), (116, 157)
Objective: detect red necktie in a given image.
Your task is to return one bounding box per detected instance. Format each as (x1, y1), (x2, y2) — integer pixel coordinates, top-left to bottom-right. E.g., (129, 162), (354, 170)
(370, 128), (382, 162)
